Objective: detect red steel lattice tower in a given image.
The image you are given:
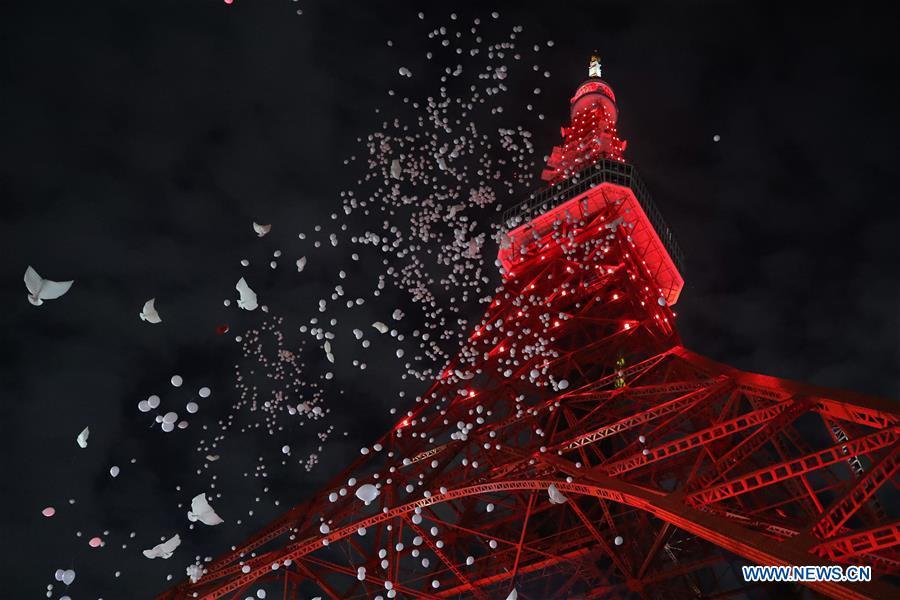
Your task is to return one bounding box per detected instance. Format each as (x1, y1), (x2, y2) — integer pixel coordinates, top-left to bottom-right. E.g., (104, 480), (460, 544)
(161, 57), (900, 600)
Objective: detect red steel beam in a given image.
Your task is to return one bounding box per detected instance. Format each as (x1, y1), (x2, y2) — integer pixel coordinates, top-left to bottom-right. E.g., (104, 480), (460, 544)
(812, 444), (900, 539)
(687, 428), (899, 506)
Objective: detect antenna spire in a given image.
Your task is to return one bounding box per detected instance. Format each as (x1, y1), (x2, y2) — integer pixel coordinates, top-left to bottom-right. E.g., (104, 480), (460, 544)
(589, 54), (602, 78)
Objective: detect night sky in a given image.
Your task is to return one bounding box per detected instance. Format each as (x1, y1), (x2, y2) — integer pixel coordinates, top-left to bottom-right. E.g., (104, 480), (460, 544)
(1, 1), (898, 597)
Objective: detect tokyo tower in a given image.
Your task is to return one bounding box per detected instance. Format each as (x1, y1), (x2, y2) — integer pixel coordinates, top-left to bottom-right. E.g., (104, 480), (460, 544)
(161, 57), (900, 599)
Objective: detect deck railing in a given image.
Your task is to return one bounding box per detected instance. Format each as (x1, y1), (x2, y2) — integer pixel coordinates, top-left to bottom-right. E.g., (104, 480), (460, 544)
(500, 160), (685, 274)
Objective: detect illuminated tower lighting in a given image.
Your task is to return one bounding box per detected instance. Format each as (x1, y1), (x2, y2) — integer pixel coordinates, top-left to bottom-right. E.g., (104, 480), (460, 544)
(159, 57), (899, 600)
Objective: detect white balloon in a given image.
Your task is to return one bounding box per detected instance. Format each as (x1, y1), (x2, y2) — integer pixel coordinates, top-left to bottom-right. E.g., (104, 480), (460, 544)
(355, 484), (380, 505)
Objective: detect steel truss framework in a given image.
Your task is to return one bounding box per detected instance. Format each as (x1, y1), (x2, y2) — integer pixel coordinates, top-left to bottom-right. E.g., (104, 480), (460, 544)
(160, 67), (898, 600)
(160, 180), (899, 600)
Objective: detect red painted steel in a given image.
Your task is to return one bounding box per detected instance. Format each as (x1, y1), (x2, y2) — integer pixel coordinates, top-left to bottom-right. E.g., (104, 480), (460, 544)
(159, 62), (899, 600)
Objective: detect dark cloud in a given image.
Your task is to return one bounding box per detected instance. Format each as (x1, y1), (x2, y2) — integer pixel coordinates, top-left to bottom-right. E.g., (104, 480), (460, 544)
(1, 0), (897, 596)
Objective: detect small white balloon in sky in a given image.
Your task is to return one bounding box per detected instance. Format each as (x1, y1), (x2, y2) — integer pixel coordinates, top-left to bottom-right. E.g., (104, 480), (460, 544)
(296, 256), (307, 272)
(281, 445), (290, 455)
(372, 321), (389, 334)
(61, 569), (76, 586)
(147, 395), (160, 409)
(355, 483), (380, 505)
(185, 402), (199, 414)
(614, 535), (624, 546)
(713, 134), (721, 142)
(139, 298), (162, 324)
(138, 400), (151, 413)
(399, 67), (412, 77)
(23, 266), (73, 306)
(170, 374), (183, 387)
(198, 386), (211, 398)
(252, 222), (271, 237)
(109, 465), (120, 478)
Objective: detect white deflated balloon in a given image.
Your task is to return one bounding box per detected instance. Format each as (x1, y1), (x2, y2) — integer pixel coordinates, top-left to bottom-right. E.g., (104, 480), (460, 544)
(355, 483), (380, 505)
